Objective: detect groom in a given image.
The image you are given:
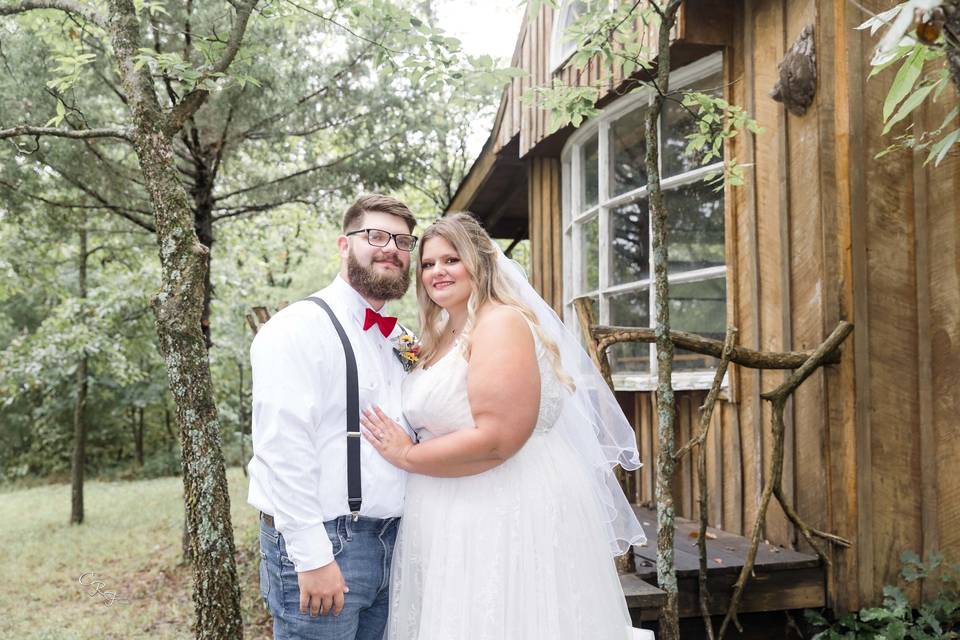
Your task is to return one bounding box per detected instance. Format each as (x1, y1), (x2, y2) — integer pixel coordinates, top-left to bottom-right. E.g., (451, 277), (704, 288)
(247, 194), (418, 639)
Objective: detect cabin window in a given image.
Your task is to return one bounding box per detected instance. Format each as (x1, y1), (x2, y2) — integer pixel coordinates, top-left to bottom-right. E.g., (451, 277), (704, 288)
(550, 0), (588, 70)
(561, 52), (727, 391)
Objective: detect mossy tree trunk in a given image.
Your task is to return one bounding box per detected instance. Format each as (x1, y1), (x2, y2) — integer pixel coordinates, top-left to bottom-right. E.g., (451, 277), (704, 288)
(104, 1), (253, 637)
(645, 2), (683, 639)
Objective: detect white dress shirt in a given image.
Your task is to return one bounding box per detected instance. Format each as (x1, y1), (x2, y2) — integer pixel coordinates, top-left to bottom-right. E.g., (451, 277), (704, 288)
(247, 275), (411, 572)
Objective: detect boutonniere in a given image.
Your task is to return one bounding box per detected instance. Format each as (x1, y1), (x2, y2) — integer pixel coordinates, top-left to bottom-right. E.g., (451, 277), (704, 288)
(391, 332), (420, 372)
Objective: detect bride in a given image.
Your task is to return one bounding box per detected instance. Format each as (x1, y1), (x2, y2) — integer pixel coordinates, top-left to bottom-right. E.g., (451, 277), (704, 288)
(360, 213), (647, 640)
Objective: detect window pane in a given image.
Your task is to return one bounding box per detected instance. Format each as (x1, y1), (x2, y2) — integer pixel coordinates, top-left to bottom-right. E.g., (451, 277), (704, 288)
(577, 215), (599, 293)
(607, 288), (651, 374)
(556, 1), (588, 62)
(664, 180), (724, 274)
(669, 276), (726, 371)
(610, 199), (649, 285)
(661, 68), (724, 178)
(610, 105), (648, 197)
(580, 133), (599, 210)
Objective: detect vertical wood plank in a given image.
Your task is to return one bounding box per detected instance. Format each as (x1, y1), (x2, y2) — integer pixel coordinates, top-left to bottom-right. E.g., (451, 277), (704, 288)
(776, 0), (796, 548)
(551, 159), (564, 311)
(928, 119), (960, 581)
(639, 392), (654, 504)
(753, 0), (790, 546)
(541, 157), (553, 305)
(912, 103), (938, 600)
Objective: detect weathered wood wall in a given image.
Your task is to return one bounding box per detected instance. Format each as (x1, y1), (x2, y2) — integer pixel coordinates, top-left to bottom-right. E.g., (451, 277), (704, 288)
(515, 0), (959, 614)
(528, 156), (564, 311)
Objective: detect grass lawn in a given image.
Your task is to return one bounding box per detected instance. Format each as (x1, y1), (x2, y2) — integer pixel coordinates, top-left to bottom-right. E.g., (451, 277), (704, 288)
(0, 467), (272, 639)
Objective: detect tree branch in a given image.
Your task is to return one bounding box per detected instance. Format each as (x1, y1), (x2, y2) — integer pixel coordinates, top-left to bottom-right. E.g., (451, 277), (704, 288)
(0, 180), (156, 232)
(717, 321), (854, 640)
(591, 323), (841, 369)
(0, 125), (132, 142)
(212, 136), (395, 202)
(162, 1), (258, 136)
(233, 47), (371, 141)
(211, 197), (320, 221)
(0, 0), (105, 26)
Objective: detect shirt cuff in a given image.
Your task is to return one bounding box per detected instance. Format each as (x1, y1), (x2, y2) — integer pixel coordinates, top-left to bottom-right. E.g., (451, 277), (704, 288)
(281, 523), (335, 572)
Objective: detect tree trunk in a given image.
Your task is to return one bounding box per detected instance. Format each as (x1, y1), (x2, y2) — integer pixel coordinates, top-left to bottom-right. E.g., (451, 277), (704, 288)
(70, 223), (89, 525)
(187, 134), (217, 349)
(105, 2), (243, 637)
(134, 407), (145, 465)
(647, 3), (683, 639)
(238, 360), (247, 478)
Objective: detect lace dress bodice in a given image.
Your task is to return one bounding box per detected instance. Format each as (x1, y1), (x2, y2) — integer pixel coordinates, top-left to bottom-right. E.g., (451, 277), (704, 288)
(401, 325), (565, 441)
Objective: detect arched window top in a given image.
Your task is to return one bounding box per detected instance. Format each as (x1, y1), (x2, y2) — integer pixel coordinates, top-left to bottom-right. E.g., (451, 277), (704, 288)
(550, 0), (588, 71)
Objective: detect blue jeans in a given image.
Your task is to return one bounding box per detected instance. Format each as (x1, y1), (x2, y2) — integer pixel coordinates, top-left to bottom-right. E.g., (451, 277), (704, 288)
(259, 514), (400, 640)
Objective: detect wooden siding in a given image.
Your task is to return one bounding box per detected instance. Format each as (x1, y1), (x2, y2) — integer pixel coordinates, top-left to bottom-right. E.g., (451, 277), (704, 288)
(475, 0), (959, 614)
(528, 156), (564, 312)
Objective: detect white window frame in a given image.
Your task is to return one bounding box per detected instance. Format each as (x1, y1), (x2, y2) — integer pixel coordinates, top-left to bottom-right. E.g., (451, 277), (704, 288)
(561, 51), (728, 392)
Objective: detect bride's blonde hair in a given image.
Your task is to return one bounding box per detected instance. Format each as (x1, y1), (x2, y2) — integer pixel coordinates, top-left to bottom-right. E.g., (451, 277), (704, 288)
(415, 213), (572, 388)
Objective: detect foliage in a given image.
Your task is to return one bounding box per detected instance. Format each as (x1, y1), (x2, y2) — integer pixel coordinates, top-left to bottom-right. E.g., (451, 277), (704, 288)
(805, 551), (960, 639)
(680, 91), (763, 188)
(858, 2), (960, 166)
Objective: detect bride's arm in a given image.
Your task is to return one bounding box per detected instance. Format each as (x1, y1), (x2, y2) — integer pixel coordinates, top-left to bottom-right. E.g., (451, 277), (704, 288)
(362, 306), (541, 478)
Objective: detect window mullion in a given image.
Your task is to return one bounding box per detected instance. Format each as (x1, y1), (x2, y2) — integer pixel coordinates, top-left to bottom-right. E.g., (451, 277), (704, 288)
(598, 119), (611, 324)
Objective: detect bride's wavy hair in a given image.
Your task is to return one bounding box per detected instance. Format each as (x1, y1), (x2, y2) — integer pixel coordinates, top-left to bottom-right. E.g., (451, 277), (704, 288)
(415, 213), (573, 388)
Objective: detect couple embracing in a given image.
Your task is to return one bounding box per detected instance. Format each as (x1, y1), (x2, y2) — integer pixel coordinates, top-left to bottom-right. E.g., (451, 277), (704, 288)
(247, 194), (648, 640)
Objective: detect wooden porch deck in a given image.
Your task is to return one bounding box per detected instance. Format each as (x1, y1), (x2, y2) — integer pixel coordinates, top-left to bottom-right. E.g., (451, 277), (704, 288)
(621, 506), (825, 622)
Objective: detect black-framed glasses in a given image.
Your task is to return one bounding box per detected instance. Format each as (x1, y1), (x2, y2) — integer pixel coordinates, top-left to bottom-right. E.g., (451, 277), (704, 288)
(346, 228), (419, 252)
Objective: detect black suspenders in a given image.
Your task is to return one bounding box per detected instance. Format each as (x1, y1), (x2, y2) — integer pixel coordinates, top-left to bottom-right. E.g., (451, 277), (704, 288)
(306, 297), (363, 520)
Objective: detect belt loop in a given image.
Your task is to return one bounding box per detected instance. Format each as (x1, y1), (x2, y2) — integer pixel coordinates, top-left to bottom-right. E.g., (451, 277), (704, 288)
(342, 515), (353, 541)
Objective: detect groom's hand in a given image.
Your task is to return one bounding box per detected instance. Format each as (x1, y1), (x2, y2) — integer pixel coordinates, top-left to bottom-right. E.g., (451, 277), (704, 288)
(298, 561), (348, 616)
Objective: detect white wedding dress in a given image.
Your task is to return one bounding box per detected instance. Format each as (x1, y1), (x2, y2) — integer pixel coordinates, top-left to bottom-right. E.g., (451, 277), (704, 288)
(386, 326), (635, 640)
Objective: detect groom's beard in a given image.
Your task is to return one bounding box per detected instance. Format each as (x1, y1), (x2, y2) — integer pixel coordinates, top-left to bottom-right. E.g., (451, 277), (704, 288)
(347, 250), (410, 301)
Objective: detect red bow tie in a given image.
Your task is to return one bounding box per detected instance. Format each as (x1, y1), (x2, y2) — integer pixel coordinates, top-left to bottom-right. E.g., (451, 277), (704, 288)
(363, 308), (398, 337)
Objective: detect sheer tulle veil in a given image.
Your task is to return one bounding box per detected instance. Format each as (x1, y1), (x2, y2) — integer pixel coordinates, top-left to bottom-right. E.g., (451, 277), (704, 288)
(494, 246), (647, 555)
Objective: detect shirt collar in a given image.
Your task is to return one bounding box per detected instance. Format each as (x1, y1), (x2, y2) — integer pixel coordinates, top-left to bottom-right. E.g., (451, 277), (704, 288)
(328, 274), (394, 328)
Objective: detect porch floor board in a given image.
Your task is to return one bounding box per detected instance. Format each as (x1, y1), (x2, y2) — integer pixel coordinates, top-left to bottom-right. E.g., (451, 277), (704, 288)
(624, 506), (825, 621)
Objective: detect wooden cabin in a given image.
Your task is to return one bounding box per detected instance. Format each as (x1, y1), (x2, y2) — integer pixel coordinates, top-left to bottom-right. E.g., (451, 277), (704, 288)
(447, 0), (960, 623)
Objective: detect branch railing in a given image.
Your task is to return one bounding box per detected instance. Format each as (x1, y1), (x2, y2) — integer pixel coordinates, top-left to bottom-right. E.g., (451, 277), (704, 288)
(572, 297), (853, 638)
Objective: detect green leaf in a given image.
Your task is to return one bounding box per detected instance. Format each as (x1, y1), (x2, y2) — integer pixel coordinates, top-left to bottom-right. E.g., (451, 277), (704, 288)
(927, 128), (960, 167)
(883, 82), (935, 135)
(939, 106), (960, 132)
(883, 48), (925, 122)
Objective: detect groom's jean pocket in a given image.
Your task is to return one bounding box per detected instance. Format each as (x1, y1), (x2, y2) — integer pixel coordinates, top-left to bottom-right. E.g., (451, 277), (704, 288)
(258, 516), (347, 614)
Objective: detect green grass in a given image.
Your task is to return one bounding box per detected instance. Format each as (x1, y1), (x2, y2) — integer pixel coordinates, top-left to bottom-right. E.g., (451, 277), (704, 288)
(0, 467), (272, 639)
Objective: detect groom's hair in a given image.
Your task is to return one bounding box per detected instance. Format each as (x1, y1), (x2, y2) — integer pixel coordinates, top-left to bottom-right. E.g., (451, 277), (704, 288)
(342, 194), (416, 233)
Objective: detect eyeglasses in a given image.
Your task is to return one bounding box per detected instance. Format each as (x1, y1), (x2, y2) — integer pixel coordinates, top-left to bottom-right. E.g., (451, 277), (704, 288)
(346, 228), (419, 252)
